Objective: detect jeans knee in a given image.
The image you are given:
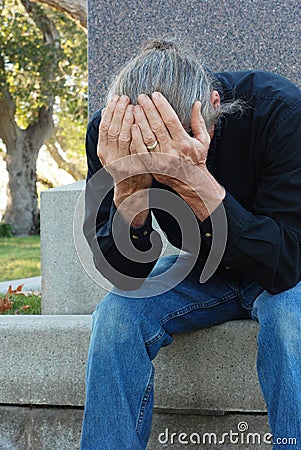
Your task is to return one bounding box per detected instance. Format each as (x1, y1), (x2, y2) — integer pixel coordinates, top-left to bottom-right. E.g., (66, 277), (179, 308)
(92, 292), (141, 343)
(253, 286), (301, 353)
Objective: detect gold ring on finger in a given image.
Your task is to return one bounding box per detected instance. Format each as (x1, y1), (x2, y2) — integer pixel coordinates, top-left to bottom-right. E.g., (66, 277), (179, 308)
(146, 140), (158, 151)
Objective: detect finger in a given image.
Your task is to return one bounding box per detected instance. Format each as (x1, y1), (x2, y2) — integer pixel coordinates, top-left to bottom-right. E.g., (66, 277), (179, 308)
(98, 95), (119, 149)
(133, 105), (157, 148)
(108, 95), (130, 146)
(118, 105), (134, 157)
(190, 101), (210, 144)
(131, 124), (152, 167)
(151, 92), (187, 141)
(131, 124), (148, 154)
(137, 94), (170, 146)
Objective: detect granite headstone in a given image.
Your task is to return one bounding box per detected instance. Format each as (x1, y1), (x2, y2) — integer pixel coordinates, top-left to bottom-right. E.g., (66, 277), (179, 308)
(88, 0), (300, 116)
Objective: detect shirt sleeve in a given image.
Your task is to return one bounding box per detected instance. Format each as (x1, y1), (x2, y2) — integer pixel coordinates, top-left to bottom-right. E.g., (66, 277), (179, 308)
(83, 110), (162, 290)
(201, 102), (301, 294)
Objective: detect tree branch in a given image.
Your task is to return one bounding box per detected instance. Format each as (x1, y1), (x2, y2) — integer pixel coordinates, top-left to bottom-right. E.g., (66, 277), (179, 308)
(31, 0), (87, 29)
(37, 173), (54, 188)
(0, 55), (18, 147)
(0, 90), (19, 147)
(26, 106), (54, 153)
(21, 0), (60, 45)
(46, 142), (84, 180)
(0, 89), (19, 150)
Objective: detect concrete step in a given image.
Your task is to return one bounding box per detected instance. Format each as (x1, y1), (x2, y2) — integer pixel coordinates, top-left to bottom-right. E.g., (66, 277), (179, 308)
(0, 315), (269, 448)
(0, 315), (266, 412)
(0, 405), (271, 450)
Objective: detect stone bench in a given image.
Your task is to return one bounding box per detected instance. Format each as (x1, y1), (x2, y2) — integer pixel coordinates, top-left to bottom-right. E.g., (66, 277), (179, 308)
(0, 182), (271, 449)
(0, 315), (269, 450)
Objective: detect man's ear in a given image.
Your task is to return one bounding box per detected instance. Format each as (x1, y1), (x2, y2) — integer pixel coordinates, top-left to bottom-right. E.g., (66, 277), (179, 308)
(208, 91), (221, 139)
(210, 90), (220, 110)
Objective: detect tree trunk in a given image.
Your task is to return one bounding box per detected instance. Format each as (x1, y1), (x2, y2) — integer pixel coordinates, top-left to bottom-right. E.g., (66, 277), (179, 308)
(32, 0), (87, 28)
(0, 1), (60, 234)
(4, 131), (40, 235)
(2, 106), (54, 235)
(0, 77), (54, 235)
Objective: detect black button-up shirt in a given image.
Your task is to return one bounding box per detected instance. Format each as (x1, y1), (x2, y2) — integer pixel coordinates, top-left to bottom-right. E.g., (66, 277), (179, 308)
(84, 70), (301, 294)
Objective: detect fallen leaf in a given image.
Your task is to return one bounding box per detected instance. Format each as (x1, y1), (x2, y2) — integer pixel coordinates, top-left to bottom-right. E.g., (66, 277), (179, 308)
(7, 284), (24, 294)
(0, 294), (13, 313)
(14, 290), (41, 297)
(21, 305), (30, 311)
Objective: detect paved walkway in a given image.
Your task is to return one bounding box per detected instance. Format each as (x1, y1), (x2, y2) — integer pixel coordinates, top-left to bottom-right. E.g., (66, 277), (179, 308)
(0, 276), (41, 294)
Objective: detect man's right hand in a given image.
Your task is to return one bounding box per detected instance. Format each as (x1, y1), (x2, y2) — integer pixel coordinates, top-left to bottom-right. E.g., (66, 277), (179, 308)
(97, 95), (153, 228)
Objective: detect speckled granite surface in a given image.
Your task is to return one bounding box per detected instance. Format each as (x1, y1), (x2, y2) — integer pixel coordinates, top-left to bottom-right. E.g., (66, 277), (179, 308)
(88, 0), (300, 116)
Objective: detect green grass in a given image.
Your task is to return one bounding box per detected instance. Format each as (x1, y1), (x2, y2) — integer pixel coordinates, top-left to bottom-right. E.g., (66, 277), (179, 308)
(0, 293), (41, 315)
(0, 235), (41, 282)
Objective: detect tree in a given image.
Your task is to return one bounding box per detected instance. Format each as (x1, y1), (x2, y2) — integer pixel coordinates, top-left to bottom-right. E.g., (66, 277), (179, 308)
(32, 0), (87, 28)
(0, 0), (87, 234)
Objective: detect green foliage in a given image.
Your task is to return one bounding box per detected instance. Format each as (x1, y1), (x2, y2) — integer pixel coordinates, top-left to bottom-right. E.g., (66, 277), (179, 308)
(1, 1), (55, 120)
(0, 223), (12, 237)
(0, 0), (87, 130)
(0, 235), (40, 281)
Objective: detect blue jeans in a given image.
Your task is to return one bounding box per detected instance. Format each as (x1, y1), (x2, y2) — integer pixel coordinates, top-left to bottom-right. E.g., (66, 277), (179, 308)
(80, 255), (301, 449)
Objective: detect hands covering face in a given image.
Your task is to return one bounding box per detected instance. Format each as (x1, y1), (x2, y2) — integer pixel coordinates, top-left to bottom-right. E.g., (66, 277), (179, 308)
(97, 92), (211, 191)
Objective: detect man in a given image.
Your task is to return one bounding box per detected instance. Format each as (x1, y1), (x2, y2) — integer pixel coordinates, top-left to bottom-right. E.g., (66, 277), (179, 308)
(80, 40), (301, 449)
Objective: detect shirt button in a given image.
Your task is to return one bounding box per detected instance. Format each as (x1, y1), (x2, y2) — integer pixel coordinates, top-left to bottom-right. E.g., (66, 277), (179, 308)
(225, 266), (231, 271)
(205, 232), (212, 238)
(143, 230), (148, 236)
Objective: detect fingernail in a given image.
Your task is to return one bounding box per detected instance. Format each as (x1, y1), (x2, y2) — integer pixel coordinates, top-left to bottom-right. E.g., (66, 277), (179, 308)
(152, 92), (161, 99)
(138, 94), (148, 104)
(120, 95), (129, 103)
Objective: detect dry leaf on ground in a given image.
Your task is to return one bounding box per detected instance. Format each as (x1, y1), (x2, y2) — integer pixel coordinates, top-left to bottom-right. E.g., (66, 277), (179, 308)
(0, 294), (13, 312)
(7, 284), (24, 294)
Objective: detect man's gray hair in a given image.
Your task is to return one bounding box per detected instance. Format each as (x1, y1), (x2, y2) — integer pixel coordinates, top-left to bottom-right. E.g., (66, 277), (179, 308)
(107, 39), (244, 132)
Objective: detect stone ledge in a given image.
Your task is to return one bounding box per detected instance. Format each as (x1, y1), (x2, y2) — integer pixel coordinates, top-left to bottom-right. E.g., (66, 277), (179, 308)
(153, 320), (265, 413)
(0, 405), (270, 450)
(0, 315), (90, 407)
(0, 315), (266, 412)
(0, 405), (83, 450)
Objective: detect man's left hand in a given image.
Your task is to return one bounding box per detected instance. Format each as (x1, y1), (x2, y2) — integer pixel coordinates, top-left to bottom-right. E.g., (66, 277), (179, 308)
(131, 92), (211, 189)
(131, 92), (225, 222)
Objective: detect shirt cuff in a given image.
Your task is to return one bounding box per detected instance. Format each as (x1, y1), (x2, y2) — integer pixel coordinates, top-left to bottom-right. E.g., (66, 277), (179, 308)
(100, 201), (154, 251)
(199, 191), (253, 272)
